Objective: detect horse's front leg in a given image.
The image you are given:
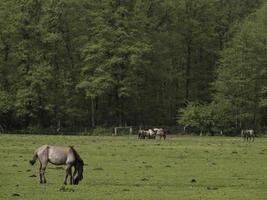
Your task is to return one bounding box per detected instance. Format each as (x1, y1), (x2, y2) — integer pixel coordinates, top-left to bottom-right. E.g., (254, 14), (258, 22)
(69, 167), (73, 185)
(64, 166), (70, 185)
(64, 165), (73, 185)
(72, 168), (77, 184)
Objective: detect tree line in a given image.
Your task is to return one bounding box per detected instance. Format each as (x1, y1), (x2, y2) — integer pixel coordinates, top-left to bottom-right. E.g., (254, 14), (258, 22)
(0, 0), (265, 134)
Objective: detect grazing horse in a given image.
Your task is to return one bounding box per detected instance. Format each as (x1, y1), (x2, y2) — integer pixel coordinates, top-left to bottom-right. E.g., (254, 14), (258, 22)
(138, 130), (149, 139)
(153, 128), (167, 140)
(147, 129), (156, 139)
(138, 130), (147, 139)
(29, 145), (84, 185)
(241, 129), (255, 142)
(138, 129), (156, 139)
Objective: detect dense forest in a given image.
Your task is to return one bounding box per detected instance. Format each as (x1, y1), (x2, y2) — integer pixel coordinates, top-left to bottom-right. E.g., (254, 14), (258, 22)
(0, 0), (266, 134)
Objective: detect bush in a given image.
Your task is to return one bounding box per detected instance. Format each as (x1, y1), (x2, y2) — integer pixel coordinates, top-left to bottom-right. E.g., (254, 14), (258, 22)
(177, 102), (214, 135)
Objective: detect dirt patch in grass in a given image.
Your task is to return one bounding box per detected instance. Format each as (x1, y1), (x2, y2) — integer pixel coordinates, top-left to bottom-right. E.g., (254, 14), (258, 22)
(93, 167), (104, 171)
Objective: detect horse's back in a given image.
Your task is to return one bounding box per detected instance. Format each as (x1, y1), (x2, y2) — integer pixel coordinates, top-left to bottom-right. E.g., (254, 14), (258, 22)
(48, 146), (75, 165)
(36, 145), (75, 165)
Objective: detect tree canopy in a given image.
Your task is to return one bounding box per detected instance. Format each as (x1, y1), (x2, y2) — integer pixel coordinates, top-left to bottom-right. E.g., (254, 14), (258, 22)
(0, 0), (265, 134)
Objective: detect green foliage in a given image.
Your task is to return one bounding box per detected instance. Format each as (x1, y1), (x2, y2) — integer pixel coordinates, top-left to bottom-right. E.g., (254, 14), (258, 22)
(79, 2), (152, 100)
(178, 102), (214, 134)
(0, 0), (265, 130)
(0, 90), (13, 114)
(260, 86), (267, 107)
(213, 3), (267, 130)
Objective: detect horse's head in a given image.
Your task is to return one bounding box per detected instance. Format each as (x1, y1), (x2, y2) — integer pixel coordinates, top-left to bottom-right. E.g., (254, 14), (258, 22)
(73, 159), (84, 185)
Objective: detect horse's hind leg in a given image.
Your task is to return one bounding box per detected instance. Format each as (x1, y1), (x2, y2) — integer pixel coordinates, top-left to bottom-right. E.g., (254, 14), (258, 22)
(42, 166), (47, 183)
(39, 163), (47, 184)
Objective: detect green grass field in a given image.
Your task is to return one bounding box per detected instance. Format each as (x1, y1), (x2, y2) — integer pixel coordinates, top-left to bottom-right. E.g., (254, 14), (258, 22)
(0, 134), (266, 200)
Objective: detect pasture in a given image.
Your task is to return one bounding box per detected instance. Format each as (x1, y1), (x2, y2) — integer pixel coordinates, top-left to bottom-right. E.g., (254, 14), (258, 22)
(0, 134), (266, 200)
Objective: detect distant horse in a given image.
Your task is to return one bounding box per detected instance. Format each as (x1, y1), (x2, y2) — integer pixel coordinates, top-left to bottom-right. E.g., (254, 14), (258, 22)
(153, 128), (167, 140)
(241, 129), (255, 142)
(138, 130), (147, 139)
(138, 129), (156, 139)
(29, 145), (84, 185)
(147, 129), (156, 139)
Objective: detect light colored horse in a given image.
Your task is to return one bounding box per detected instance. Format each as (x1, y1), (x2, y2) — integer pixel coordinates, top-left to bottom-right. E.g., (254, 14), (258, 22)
(153, 128), (167, 140)
(29, 145), (84, 185)
(147, 129), (156, 139)
(241, 129), (255, 142)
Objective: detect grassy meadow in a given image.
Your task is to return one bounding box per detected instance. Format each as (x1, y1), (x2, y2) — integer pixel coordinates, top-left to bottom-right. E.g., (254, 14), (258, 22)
(0, 134), (266, 200)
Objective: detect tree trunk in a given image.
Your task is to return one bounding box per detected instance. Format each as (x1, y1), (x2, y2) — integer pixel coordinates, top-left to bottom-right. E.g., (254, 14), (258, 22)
(185, 43), (192, 101)
(116, 92), (123, 126)
(91, 97), (95, 128)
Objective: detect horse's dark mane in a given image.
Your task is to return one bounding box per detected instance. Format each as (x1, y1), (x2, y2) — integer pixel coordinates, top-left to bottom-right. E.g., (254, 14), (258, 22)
(70, 146), (84, 165)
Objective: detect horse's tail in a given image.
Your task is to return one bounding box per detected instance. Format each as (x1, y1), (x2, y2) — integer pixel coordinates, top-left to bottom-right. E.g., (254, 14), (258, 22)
(29, 151), (38, 165)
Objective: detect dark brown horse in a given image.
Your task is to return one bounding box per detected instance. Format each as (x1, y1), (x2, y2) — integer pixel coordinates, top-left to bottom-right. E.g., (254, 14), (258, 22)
(29, 145), (84, 185)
